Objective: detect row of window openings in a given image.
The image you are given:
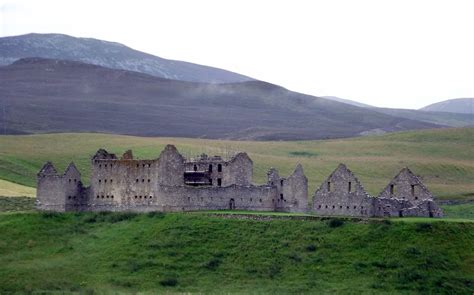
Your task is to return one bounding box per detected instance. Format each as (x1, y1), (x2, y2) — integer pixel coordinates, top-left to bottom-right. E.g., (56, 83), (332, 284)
(97, 163), (152, 168)
(94, 195), (153, 200)
(68, 179), (77, 183)
(98, 179), (114, 183)
(194, 164), (222, 172)
(134, 195), (152, 199)
(186, 194), (284, 203)
(96, 195), (114, 199)
(98, 179), (153, 183)
(326, 182), (418, 198)
(318, 204), (364, 210)
(188, 196), (264, 203)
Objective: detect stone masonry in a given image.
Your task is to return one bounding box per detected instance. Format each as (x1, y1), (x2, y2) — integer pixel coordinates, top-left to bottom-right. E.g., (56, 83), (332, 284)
(36, 145), (442, 218)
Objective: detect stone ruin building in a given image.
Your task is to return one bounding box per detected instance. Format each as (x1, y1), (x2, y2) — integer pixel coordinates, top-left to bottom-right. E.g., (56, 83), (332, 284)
(36, 145), (443, 218)
(312, 164), (443, 218)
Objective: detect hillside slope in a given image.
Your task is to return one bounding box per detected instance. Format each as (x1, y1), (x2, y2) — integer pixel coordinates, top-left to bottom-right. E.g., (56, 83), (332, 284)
(322, 96), (373, 108)
(0, 128), (472, 201)
(374, 108), (473, 127)
(0, 212), (472, 293)
(420, 98), (474, 114)
(0, 58), (442, 140)
(322, 96), (473, 127)
(0, 33), (252, 83)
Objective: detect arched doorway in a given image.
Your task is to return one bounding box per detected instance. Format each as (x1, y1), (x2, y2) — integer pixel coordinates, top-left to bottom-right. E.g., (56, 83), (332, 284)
(229, 198), (235, 210)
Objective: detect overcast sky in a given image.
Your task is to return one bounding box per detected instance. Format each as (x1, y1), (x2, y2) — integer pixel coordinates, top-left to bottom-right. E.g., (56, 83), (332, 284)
(1, 0), (473, 109)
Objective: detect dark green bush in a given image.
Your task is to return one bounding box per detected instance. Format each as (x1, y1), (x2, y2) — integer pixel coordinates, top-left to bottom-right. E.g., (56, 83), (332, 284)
(204, 258), (221, 270)
(159, 277), (178, 287)
(416, 223), (433, 232)
(328, 218), (344, 228)
(40, 211), (64, 219)
(146, 211), (165, 218)
(306, 244), (317, 252)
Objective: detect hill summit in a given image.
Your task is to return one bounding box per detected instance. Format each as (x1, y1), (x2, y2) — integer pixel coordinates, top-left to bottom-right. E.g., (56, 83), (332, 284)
(420, 98), (474, 114)
(0, 33), (253, 83)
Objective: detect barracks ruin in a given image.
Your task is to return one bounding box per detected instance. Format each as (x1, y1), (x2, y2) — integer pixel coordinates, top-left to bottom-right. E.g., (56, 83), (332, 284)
(36, 145), (443, 218)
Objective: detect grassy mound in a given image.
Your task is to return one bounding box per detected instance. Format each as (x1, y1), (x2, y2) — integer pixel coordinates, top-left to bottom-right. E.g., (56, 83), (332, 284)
(0, 212), (472, 293)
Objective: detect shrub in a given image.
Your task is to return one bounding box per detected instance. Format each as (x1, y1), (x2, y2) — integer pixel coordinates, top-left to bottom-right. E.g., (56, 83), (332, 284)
(328, 218), (344, 228)
(95, 212), (138, 223)
(288, 253), (302, 262)
(381, 219), (392, 226)
(288, 151), (318, 158)
(405, 247), (421, 256)
(159, 277), (178, 287)
(268, 263), (281, 279)
(146, 211), (165, 218)
(306, 244), (317, 252)
(416, 223), (433, 232)
(40, 211), (63, 219)
(204, 257), (221, 270)
(82, 214), (98, 223)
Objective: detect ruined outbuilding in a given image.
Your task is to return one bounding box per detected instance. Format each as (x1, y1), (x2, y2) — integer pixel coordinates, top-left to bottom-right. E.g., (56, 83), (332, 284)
(312, 164), (443, 218)
(36, 145), (442, 218)
(312, 164), (375, 217)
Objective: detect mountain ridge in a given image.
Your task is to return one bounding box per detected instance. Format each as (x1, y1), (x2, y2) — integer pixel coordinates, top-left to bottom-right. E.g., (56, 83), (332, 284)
(0, 33), (253, 83)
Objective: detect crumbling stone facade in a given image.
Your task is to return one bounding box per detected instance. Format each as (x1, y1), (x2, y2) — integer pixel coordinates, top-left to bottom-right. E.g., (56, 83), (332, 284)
(37, 145), (307, 213)
(36, 145), (442, 218)
(375, 168), (443, 217)
(312, 164), (443, 218)
(312, 164), (375, 217)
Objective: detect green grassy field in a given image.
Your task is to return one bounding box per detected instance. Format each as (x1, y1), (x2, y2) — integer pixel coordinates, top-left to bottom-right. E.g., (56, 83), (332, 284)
(0, 212), (472, 294)
(0, 128), (473, 201)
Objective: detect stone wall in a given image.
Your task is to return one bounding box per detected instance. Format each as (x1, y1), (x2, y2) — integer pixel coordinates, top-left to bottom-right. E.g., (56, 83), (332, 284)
(223, 152), (253, 186)
(375, 168), (443, 217)
(312, 164), (375, 217)
(157, 145), (185, 186)
(379, 167), (434, 204)
(281, 164), (308, 212)
(37, 162), (83, 211)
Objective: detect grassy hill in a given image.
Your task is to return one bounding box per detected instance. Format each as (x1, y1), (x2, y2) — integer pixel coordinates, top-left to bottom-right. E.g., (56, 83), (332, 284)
(0, 212), (472, 293)
(0, 128), (473, 201)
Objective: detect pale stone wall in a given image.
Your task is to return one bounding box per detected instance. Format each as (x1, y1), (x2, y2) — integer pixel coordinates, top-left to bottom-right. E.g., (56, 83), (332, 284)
(37, 162), (83, 212)
(312, 164), (375, 217)
(379, 167), (434, 204)
(223, 153), (253, 186)
(282, 164), (309, 213)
